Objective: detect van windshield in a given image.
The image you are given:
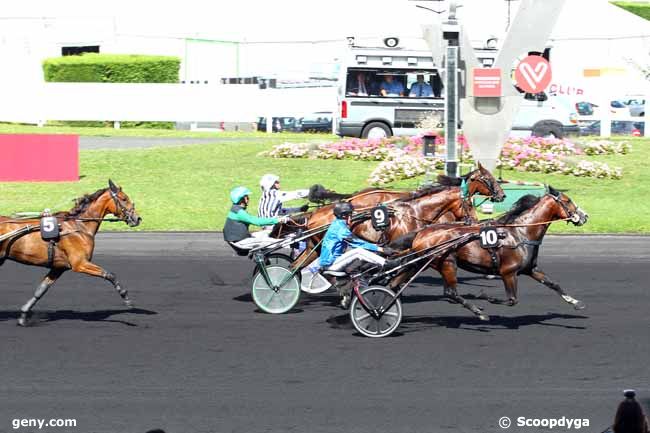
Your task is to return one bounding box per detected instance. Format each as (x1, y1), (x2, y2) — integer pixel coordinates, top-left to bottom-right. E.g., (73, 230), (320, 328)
(345, 68), (443, 99)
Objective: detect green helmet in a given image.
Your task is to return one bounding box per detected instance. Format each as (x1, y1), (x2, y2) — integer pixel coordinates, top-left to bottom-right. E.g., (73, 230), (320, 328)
(230, 186), (251, 204)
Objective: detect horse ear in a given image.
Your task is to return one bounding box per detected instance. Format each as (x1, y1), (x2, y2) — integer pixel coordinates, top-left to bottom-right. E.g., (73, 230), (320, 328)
(108, 179), (118, 193)
(477, 161), (484, 170)
(548, 185), (559, 197)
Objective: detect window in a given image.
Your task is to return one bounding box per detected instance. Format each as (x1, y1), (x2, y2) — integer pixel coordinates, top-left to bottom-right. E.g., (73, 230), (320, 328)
(61, 45), (99, 56)
(345, 69), (443, 98)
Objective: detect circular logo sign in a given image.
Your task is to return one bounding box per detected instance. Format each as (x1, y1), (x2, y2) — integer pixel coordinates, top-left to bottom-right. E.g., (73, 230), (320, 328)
(513, 55), (552, 93)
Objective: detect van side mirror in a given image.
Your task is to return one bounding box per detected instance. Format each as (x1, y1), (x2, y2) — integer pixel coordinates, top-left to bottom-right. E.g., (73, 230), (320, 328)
(536, 92), (548, 102)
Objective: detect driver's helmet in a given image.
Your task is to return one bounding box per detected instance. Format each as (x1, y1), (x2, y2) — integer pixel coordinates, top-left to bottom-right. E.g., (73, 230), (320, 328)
(230, 186), (251, 204)
(260, 174), (280, 192)
(333, 202), (354, 219)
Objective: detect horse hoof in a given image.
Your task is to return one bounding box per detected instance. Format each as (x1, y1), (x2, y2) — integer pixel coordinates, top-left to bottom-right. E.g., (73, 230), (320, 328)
(478, 314), (490, 322)
(124, 300), (135, 309)
(339, 295), (351, 310)
(17, 315), (31, 327)
(573, 300), (586, 310)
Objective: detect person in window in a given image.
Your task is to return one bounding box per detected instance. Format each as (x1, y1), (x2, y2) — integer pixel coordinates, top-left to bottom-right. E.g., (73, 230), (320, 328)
(409, 74), (434, 98)
(612, 390), (649, 433)
(379, 75), (404, 97)
(346, 71), (369, 96)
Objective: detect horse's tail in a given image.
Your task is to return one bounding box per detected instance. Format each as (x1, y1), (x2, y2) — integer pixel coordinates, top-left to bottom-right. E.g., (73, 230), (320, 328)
(308, 184), (353, 203)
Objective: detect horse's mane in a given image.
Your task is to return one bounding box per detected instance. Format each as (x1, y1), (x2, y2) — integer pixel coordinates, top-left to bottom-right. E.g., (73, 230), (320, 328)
(308, 184), (354, 203)
(55, 188), (108, 217)
(496, 194), (542, 224)
(397, 183), (448, 202)
(436, 173), (466, 187)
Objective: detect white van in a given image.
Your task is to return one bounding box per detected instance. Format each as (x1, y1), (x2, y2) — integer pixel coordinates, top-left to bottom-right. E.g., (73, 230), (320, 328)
(336, 42), (579, 139)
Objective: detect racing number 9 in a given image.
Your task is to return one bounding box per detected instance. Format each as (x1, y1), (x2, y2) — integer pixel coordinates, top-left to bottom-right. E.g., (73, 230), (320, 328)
(371, 206), (389, 230)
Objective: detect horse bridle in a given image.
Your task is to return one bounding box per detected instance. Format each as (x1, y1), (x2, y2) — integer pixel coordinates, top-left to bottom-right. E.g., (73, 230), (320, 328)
(109, 189), (138, 224)
(467, 170), (501, 201)
(549, 192), (581, 223)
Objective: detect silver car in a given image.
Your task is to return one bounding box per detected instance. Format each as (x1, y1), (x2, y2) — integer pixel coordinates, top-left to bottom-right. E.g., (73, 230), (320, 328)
(626, 99), (645, 117)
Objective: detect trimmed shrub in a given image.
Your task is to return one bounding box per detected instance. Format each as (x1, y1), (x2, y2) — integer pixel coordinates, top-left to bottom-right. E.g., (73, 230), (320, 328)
(42, 54), (180, 128)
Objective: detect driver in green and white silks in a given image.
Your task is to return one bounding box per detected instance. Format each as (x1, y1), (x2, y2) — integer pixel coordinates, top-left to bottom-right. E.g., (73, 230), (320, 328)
(223, 186), (288, 250)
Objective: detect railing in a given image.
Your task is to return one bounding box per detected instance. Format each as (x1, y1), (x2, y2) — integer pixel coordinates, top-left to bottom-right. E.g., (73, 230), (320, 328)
(0, 82), (337, 131)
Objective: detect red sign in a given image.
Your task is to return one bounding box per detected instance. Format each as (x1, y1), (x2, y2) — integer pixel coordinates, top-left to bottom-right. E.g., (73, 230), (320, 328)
(514, 55), (552, 93)
(473, 68), (502, 97)
(0, 134), (79, 182)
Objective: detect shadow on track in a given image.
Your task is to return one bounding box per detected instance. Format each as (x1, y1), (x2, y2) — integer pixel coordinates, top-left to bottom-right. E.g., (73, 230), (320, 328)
(0, 308), (157, 327)
(327, 312), (588, 336)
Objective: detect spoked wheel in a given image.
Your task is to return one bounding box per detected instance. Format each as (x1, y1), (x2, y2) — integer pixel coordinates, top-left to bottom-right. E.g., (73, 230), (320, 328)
(251, 253), (294, 278)
(350, 286), (402, 338)
(252, 265), (300, 314)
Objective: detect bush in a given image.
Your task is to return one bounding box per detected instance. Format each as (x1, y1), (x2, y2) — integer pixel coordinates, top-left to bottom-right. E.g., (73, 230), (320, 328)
(42, 54), (180, 129)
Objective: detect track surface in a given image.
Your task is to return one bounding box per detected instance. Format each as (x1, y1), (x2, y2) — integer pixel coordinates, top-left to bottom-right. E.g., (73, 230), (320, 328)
(1, 234), (648, 433)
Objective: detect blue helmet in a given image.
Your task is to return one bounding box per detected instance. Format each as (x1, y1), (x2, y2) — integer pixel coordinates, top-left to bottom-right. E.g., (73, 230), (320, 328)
(230, 186), (251, 204)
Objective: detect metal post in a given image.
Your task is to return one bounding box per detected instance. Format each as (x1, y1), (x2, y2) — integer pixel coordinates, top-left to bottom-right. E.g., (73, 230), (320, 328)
(445, 45), (459, 177)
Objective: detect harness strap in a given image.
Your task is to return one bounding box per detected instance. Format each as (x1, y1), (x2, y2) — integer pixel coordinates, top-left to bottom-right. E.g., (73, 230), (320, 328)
(488, 247), (500, 274)
(47, 240), (57, 268)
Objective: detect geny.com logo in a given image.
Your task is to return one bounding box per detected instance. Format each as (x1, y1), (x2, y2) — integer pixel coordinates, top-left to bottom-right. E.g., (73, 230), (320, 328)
(12, 418), (77, 430)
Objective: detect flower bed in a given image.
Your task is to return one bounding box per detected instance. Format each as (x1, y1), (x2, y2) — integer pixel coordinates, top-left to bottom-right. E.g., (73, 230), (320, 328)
(265, 135), (628, 184)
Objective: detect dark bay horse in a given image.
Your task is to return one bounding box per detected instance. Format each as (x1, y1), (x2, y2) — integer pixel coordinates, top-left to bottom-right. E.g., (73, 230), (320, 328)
(0, 180), (141, 326)
(275, 163), (505, 272)
(405, 187), (588, 319)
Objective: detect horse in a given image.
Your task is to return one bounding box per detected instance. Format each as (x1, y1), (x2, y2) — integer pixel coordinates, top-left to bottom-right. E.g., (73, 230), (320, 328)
(274, 163), (506, 272)
(0, 180), (142, 326)
(401, 186), (588, 320)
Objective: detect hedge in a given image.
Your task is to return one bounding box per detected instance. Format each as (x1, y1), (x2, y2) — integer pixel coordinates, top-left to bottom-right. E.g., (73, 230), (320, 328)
(42, 54), (180, 83)
(612, 2), (650, 21)
(42, 54), (181, 128)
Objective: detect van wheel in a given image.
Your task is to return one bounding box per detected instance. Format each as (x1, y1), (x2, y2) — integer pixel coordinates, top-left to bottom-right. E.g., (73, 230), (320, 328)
(361, 122), (391, 139)
(532, 121), (563, 139)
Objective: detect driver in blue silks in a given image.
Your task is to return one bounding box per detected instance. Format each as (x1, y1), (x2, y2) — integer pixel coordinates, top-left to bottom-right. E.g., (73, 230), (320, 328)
(320, 202), (394, 272)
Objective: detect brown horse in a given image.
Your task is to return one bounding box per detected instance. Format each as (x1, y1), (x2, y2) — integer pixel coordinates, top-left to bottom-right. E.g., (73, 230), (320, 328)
(275, 163), (505, 272)
(0, 180), (141, 326)
(404, 186), (588, 320)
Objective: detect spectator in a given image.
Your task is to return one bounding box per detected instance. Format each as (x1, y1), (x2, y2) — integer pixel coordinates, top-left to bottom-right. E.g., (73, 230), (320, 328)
(379, 75), (404, 97)
(346, 71), (369, 96)
(409, 74), (434, 98)
(613, 390), (649, 433)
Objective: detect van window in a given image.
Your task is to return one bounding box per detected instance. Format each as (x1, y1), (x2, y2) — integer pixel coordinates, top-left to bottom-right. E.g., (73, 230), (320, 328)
(345, 69), (442, 98)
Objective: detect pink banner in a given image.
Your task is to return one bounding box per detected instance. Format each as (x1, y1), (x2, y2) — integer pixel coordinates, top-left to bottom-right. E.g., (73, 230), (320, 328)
(0, 134), (79, 182)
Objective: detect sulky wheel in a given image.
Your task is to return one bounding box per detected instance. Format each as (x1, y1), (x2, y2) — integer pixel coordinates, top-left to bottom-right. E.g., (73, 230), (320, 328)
(252, 265), (300, 314)
(251, 253), (294, 278)
(349, 286), (402, 338)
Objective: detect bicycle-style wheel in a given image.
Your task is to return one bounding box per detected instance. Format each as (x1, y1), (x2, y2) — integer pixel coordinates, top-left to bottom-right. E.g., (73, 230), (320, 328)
(252, 265), (300, 314)
(251, 253), (294, 278)
(350, 286), (402, 338)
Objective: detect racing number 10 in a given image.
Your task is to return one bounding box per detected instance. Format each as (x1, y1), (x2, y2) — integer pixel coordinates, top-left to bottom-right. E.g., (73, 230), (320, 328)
(479, 227), (499, 248)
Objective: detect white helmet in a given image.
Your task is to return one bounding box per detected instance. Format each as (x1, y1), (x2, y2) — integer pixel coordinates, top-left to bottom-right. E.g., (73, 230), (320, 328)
(260, 174), (280, 191)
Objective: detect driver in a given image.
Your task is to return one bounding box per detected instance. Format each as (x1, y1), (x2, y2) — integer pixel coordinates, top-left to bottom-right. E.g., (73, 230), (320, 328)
(320, 202), (394, 274)
(224, 186), (288, 250)
(258, 174), (310, 218)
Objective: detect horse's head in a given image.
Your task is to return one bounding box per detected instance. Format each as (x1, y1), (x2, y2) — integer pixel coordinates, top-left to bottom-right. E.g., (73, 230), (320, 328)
(465, 162), (506, 202)
(108, 179), (142, 227)
(547, 186), (588, 226)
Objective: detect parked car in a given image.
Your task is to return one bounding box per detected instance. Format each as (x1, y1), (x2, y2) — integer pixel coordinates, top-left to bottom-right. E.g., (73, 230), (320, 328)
(626, 99), (645, 117)
(512, 93), (579, 138)
(575, 101), (595, 116)
(297, 112), (333, 133)
(257, 117), (298, 132)
(580, 120), (644, 136)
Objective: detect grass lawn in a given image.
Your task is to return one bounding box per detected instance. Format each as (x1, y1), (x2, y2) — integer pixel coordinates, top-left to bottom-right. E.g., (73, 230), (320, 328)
(0, 129), (648, 233)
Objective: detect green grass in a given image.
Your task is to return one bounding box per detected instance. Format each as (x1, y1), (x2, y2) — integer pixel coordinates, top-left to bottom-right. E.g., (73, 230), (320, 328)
(612, 1), (650, 20)
(0, 131), (648, 233)
(0, 123), (332, 140)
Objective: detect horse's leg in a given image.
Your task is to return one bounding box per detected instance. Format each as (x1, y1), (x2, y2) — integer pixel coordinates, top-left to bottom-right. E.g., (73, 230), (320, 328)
(527, 267), (585, 310)
(438, 259), (489, 321)
(18, 268), (65, 327)
(71, 260), (134, 308)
